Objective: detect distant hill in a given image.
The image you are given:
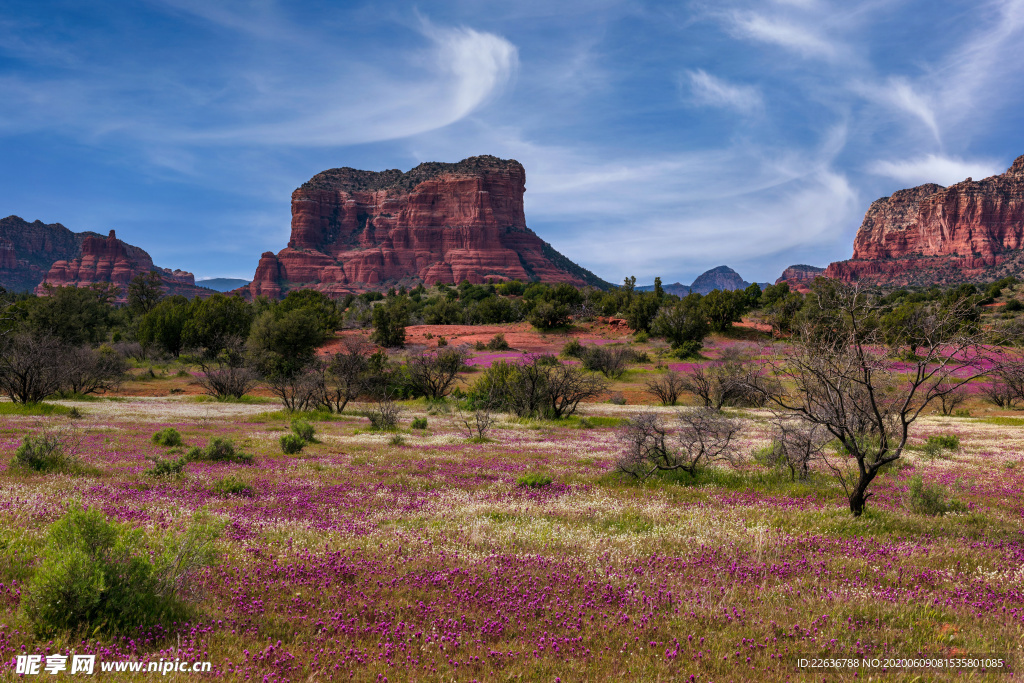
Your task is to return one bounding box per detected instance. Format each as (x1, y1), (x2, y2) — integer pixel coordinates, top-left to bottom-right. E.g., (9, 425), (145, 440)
(638, 265), (763, 296)
(197, 277), (251, 292)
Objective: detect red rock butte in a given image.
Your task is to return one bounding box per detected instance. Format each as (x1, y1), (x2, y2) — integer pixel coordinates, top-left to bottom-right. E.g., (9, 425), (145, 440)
(37, 229), (208, 301)
(824, 154), (1024, 286)
(247, 155), (608, 299)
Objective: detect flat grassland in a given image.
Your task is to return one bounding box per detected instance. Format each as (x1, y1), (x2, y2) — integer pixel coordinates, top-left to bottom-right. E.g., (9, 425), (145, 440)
(1, 330), (1023, 682)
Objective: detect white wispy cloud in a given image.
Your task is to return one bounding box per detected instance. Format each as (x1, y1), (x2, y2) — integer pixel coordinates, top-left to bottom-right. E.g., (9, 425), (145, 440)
(868, 154), (1004, 186)
(726, 11), (838, 59)
(851, 77), (941, 143)
(685, 69), (763, 114)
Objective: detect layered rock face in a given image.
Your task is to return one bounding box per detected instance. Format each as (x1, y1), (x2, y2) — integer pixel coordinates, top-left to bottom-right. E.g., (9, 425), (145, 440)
(38, 229), (204, 300)
(824, 155), (1024, 285)
(248, 155), (608, 298)
(0, 216), (92, 292)
(775, 264), (825, 292)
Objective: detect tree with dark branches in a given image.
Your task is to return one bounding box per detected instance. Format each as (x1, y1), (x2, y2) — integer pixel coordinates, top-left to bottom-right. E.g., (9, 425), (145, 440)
(644, 370), (685, 406)
(407, 347), (470, 399)
(753, 283), (995, 516)
(617, 408), (740, 481)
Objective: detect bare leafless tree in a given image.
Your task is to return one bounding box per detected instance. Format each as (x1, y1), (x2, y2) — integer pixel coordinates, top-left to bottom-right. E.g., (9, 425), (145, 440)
(679, 350), (767, 409)
(546, 362), (608, 418)
(0, 333), (68, 403)
(644, 370), (685, 406)
(457, 384), (498, 441)
(617, 408), (740, 480)
(770, 417), (830, 481)
(935, 381), (969, 416)
(983, 362), (1024, 409)
(320, 337), (371, 412)
(754, 284), (994, 516)
(193, 338), (258, 400)
(407, 347), (470, 399)
(62, 345), (128, 396)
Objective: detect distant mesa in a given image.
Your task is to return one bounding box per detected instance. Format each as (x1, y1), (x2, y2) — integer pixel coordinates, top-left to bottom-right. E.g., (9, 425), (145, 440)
(197, 277), (251, 293)
(775, 264), (825, 293)
(0, 215), (209, 300)
(824, 154), (1024, 286)
(247, 155), (609, 299)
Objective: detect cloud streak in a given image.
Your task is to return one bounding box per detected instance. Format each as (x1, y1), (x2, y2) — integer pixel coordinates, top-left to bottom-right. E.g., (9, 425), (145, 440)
(685, 69), (763, 114)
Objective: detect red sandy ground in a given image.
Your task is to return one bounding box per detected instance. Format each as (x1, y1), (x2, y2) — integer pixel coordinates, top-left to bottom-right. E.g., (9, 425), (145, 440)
(319, 320), (636, 356)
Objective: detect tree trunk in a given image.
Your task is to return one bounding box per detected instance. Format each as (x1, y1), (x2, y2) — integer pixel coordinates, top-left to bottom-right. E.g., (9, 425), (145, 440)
(848, 470), (877, 516)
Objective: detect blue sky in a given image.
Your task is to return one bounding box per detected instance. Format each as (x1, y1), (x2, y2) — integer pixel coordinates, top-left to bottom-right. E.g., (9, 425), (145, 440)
(1, 0), (1023, 285)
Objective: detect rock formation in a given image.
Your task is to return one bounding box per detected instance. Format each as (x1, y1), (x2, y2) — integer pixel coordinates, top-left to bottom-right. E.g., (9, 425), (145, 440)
(775, 264), (825, 292)
(824, 154), (1024, 286)
(0, 215), (209, 300)
(0, 216), (91, 292)
(688, 266), (750, 295)
(247, 155), (609, 298)
(37, 229), (205, 300)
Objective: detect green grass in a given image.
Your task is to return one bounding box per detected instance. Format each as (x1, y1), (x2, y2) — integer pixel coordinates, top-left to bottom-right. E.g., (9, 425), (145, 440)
(979, 416), (1024, 427)
(0, 402), (72, 416)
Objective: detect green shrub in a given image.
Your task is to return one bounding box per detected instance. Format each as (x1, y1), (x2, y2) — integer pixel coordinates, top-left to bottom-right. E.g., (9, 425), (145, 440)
(23, 506), (218, 636)
(151, 427), (183, 447)
(186, 438), (253, 464)
(1003, 299), (1023, 312)
(633, 331), (649, 344)
(486, 333), (510, 351)
(905, 474), (966, 516)
(211, 475), (254, 497)
(436, 336), (448, 347)
(146, 457), (186, 477)
(474, 340), (487, 351)
(561, 339), (585, 358)
(411, 417), (428, 430)
(927, 433), (960, 451)
(11, 434), (79, 474)
(291, 419), (315, 442)
(517, 472), (553, 488)
(389, 433), (406, 446)
(280, 433), (305, 454)
(672, 340), (703, 359)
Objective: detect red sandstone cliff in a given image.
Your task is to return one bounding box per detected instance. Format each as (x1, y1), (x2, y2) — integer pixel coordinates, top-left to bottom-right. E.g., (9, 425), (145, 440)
(824, 155), (1024, 285)
(248, 155), (608, 298)
(31, 226), (208, 301)
(775, 264), (825, 292)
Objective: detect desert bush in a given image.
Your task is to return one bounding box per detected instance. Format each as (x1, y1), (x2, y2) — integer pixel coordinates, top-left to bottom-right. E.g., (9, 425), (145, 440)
(280, 433), (305, 454)
(211, 475), (253, 497)
(23, 506), (219, 636)
(367, 397), (402, 431)
(517, 472), (553, 488)
(935, 382), (968, 416)
(561, 339), (585, 358)
(146, 456), (186, 477)
(528, 301), (571, 330)
(152, 427), (183, 447)
(186, 437), (253, 464)
(389, 433), (406, 446)
(486, 333), (510, 351)
(436, 336), (448, 347)
(475, 340), (486, 351)
(633, 331), (649, 344)
(291, 419), (315, 442)
(617, 408), (740, 480)
(407, 347), (469, 399)
(62, 345), (128, 396)
(320, 338), (371, 413)
(471, 355), (606, 419)
(644, 370), (684, 406)
(608, 392), (626, 405)
(0, 333), (68, 403)
(905, 474), (966, 516)
(411, 417), (428, 429)
(581, 345), (633, 379)
(11, 432), (80, 474)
